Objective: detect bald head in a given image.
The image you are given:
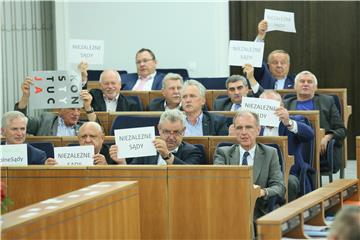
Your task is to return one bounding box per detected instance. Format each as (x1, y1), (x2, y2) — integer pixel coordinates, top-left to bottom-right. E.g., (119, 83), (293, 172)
(78, 122), (104, 154)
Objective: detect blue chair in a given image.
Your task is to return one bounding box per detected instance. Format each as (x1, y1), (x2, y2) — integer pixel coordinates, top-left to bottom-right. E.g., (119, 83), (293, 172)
(192, 77), (227, 89)
(320, 139), (336, 186)
(87, 70), (127, 81)
(193, 144), (207, 164)
(126, 95), (143, 111)
(157, 68), (189, 80)
(110, 115), (160, 136)
(29, 142), (54, 158)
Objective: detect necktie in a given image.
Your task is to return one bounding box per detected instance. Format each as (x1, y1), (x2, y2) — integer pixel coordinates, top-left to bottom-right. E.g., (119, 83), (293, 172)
(242, 151), (249, 165)
(133, 77), (149, 90)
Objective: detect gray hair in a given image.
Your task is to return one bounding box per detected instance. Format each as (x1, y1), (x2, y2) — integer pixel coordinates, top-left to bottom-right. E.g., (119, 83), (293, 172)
(259, 90), (282, 102)
(159, 109), (186, 127)
(233, 110), (260, 127)
(267, 49), (290, 64)
(225, 75), (248, 89)
(99, 70), (121, 83)
(1, 111), (28, 129)
(162, 73), (184, 89)
(78, 121), (104, 135)
(182, 79), (206, 98)
(328, 206), (360, 240)
(294, 70), (318, 86)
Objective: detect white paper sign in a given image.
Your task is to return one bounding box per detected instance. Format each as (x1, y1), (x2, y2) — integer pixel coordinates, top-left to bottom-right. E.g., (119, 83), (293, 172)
(241, 97), (280, 127)
(0, 144), (28, 166)
(115, 127), (156, 159)
(54, 145), (94, 166)
(228, 41), (264, 68)
(29, 71), (83, 109)
(264, 9), (296, 33)
(68, 39), (104, 65)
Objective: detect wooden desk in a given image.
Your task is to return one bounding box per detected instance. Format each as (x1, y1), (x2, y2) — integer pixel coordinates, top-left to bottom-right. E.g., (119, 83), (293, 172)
(23, 136), (63, 147)
(1, 181), (140, 240)
(257, 179), (359, 239)
(168, 165), (259, 239)
(80, 111), (109, 135)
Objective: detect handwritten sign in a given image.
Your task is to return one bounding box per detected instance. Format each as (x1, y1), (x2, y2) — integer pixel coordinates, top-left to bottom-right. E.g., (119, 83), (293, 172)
(264, 9), (296, 33)
(0, 144), (28, 166)
(54, 145), (94, 166)
(68, 39), (104, 65)
(29, 71), (83, 109)
(228, 40), (264, 68)
(241, 97), (280, 127)
(115, 127), (156, 159)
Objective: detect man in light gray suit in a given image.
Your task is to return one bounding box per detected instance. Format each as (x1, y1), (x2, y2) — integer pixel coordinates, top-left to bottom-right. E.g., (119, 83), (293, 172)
(214, 110), (285, 220)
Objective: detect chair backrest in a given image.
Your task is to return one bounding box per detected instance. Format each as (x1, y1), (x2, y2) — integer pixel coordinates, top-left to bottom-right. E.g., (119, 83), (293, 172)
(110, 115), (160, 135)
(29, 142), (54, 158)
(126, 95), (143, 111)
(121, 90), (150, 110)
(157, 68), (189, 80)
(87, 70), (127, 81)
(193, 144), (207, 164)
(193, 77), (227, 89)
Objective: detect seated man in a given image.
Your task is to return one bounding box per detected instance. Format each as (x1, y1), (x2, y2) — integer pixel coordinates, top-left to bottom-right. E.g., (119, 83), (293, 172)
(253, 20), (295, 89)
(1, 111), (48, 165)
(122, 48), (165, 90)
(214, 110), (285, 220)
(328, 206), (360, 240)
(110, 109), (203, 165)
(46, 122), (124, 165)
(283, 71), (346, 173)
(182, 80), (228, 136)
(258, 90), (314, 201)
(147, 73), (183, 111)
(88, 69), (140, 111)
(213, 65), (264, 111)
(15, 77), (97, 136)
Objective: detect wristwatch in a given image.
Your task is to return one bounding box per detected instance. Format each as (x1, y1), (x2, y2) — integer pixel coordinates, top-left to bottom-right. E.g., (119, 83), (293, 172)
(86, 107), (94, 114)
(286, 119), (294, 129)
(163, 152), (172, 160)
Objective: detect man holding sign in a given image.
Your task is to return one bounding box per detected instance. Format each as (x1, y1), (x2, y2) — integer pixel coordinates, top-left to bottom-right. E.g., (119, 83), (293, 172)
(14, 76), (97, 136)
(1, 111), (47, 165)
(110, 109), (203, 165)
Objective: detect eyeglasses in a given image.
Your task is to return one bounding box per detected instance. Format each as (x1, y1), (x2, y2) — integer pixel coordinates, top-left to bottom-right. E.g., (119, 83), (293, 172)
(136, 59), (154, 65)
(161, 129), (184, 137)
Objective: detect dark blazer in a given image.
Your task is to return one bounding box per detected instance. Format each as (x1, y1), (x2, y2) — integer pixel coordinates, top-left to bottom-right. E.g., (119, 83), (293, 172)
(99, 144), (117, 165)
(214, 143), (285, 219)
(147, 97), (167, 111)
(130, 141), (202, 165)
(254, 62), (295, 89)
(212, 86), (264, 111)
(89, 89), (140, 111)
(27, 144), (47, 164)
(283, 94), (346, 172)
(121, 72), (165, 90)
(14, 103), (83, 136)
(202, 111), (229, 136)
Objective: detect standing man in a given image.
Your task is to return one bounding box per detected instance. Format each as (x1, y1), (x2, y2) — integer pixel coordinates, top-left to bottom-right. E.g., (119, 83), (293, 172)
(89, 69), (141, 111)
(213, 65), (264, 111)
(254, 20), (295, 89)
(148, 73), (183, 111)
(110, 109), (203, 165)
(122, 48), (165, 90)
(214, 110), (285, 220)
(181, 80), (228, 136)
(283, 70), (346, 173)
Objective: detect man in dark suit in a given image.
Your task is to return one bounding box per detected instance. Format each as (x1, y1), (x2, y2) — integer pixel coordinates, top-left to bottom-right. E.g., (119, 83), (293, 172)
(121, 48), (165, 90)
(147, 73), (183, 111)
(253, 20), (295, 90)
(213, 65), (264, 111)
(214, 111), (285, 220)
(110, 109), (202, 165)
(181, 80), (228, 136)
(283, 70), (346, 173)
(1, 111), (48, 165)
(258, 90), (315, 201)
(15, 77), (97, 136)
(89, 69), (140, 111)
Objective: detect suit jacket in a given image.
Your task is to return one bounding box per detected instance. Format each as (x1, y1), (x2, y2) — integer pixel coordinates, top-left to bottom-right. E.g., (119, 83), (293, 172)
(89, 89), (140, 111)
(283, 94), (346, 172)
(14, 104), (83, 136)
(27, 144), (47, 164)
(130, 141), (202, 165)
(214, 143), (285, 219)
(99, 144), (117, 165)
(254, 62), (295, 89)
(147, 97), (167, 111)
(202, 111), (229, 136)
(121, 72), (165, 90)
